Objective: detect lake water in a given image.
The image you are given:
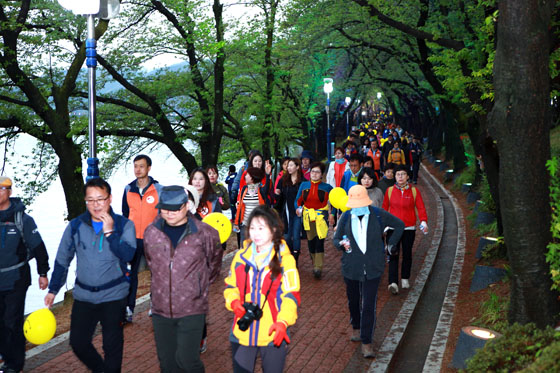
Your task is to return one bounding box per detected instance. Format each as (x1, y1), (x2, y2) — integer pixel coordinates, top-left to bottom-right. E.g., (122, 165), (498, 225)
(6, 135), (240, 314)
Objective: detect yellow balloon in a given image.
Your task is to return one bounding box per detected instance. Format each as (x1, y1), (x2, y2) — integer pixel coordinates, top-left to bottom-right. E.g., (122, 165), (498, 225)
(373, 130), (377, 135)
(329, 187), (348, 210)
(24, 308), (56, 345)
(365, 124), (369, 129)
(202, 212), (232, 243)
(340, 195), (350, 211)
(360, 132), (365, 137)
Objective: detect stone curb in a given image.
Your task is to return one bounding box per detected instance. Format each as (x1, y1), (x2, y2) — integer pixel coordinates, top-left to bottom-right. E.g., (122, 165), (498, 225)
(368, 164), (445, 372)
(422, 165), (466, 372)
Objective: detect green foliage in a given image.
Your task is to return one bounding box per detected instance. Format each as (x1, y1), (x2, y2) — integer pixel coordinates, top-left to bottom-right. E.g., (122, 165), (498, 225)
(546, 157), (560, 291)
(478, 176), (496, 213)
(481, 236), (507, 262)
(519, 340), (560, 372)
(471, 290), (509, 334)
(550, 126), (560, 159)
(465, 323), (560, 372)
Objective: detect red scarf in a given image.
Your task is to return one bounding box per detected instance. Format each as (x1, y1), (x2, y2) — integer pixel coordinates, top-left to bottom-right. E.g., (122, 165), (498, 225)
(334, 160), (347, 187)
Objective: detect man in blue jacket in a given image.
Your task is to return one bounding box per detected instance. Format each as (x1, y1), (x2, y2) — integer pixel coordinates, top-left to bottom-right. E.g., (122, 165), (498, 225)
(0, 176), (50, 373)
(45, 178), (136, 373)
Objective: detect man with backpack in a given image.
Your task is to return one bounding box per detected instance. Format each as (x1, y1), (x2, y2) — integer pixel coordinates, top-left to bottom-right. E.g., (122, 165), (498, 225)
(0, 176), (50, 373)
(45, 178), (136, 373)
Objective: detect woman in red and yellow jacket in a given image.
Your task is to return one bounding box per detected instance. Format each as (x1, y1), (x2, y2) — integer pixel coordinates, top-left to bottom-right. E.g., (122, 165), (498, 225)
(382, 164), (428, 295)
(225, 205), (300, 372)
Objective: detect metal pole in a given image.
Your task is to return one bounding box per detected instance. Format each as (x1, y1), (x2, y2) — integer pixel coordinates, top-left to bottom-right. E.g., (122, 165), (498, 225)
(346, 110), (349, 138)
(86, 14), (99, 181)
(326, 93), (331, 161)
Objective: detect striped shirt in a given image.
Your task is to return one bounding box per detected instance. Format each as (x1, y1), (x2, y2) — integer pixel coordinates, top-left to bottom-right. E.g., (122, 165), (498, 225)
(242, 192), (260, 226)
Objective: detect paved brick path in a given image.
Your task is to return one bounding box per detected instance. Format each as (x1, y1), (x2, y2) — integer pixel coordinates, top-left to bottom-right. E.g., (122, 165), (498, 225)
(23, 177), (439, 373)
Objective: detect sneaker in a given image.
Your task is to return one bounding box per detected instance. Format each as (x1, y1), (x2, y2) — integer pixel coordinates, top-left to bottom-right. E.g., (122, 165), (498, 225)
(200, 337), (207, 354)
(148, 307), (153, 317)
(388, 283), (399, 295)
(125, 307), (133, 323)
(350, 329), (361, 342)
(402, 279), (410, 289)
(361, 343), (375, 358)
(313, 269), (322, 279)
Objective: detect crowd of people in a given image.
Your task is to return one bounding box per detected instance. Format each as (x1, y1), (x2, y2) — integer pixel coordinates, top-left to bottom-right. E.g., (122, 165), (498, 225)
(0, 120), (430, 372)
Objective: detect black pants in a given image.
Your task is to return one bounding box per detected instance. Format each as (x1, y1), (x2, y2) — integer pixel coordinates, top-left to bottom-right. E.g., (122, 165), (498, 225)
(231, 342), (287, 373)
(0, 285), (27, 371)
(152, 313), (205, 373)
(412, 161), (420, 182)
(387, 230), (416, 284)
(69, 297), (126, 373)
(307, 237), (325, 254)
(344, 277), (381, 344)
(127, 239), (144, 311)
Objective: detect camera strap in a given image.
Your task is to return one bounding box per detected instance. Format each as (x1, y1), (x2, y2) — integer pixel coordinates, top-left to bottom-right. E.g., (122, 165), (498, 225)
(242, 264), (276, 313)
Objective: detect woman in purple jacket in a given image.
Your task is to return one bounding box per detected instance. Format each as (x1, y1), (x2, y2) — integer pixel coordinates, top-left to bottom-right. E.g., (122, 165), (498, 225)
(144, 185), (222, 373)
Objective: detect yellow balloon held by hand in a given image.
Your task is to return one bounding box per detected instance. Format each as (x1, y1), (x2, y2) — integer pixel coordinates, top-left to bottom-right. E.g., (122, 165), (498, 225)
(202, 212), (232, 243)
(24, 308), (56, 345)
(329, 187), (348, 210)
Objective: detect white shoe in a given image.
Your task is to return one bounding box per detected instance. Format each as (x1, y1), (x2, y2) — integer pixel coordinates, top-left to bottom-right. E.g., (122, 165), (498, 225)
(388, 283), (399, 295)
(402, 279), (410, 289)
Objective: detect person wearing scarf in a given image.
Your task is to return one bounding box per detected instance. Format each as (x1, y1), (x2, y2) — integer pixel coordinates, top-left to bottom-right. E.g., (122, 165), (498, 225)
(334, 185), (404, 358)
(382, 165), (428, 295)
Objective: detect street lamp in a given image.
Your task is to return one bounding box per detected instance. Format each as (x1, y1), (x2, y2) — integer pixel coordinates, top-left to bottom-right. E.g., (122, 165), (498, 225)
(323, 78), (333, 161)
(57, 0), (120, 181)
(361, 109), (367, 126)
(345, 97), (351, 138)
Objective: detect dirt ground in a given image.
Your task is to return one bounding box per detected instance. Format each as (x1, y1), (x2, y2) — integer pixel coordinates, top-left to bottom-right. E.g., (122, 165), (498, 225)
(423, 161), (510, 372)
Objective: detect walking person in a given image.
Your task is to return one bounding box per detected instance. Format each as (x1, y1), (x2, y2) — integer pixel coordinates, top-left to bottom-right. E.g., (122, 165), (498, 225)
(207, 165), (231, 212)
(189, 168), (222, 219)
(144, 185), (222, 373)
(358, 168), (384, 208)
(274, 158), (304, 265)
(0, 176), (50, 373)
(377, 163), (396, 195)
(382, 165), (429, 295)
(45, 178), (137, 373)
(334, 185), (404, 358)
(407, 136), (423, 184)
(224, 205), (300, 373)
(326, 147), (350, 189)
(122, 154), (163, 323)
(295, 162), (333, 279)
(234, 167), (272, 244)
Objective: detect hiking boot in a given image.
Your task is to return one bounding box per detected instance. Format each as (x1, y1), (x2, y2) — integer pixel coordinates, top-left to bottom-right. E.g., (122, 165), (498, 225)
(401, 279), (410, 289)
(125, 306), (133, 323)
(350, 329), (361, 342)
(200, 337), (207, 354)
(388, 283), (399, 295)
(313, 269), (322, 279)
(361, 343), (375, 358)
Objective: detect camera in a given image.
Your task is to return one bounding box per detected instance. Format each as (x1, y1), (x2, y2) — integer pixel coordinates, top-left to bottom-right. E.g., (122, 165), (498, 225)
(237, 302), (263, 331)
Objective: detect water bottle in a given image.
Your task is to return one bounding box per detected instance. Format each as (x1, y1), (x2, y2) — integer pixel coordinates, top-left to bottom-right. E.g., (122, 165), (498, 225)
(340, 235), (351, 253)
(419, 221), (428, 235)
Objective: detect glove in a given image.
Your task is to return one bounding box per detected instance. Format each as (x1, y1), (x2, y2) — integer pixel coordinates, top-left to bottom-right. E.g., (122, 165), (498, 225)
(268, 321), (291, 346)
(386, 244), (396, 256)
(231, 299), (246, 319)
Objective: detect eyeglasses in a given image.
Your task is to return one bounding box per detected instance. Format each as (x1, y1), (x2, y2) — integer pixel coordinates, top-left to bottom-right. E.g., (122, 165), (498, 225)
(310, 170), (322, 174)
(0, 186), (11, 191)
(85, 196), (110, 205)
(160, 204), (186, 213)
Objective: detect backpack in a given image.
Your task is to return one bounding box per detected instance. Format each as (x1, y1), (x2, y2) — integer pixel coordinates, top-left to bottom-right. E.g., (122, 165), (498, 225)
(13, 210), (34, 261)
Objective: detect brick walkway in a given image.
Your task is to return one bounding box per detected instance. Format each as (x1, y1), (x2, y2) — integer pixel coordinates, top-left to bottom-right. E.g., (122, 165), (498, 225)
(24, 177), (439, 373)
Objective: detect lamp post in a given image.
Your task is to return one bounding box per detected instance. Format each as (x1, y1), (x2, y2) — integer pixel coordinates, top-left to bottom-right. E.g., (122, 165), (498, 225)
(345, 96), (351, 138)
(323, 78), (333, 161)
(57, 0), (120, 180)
(361, 109), (367, 126)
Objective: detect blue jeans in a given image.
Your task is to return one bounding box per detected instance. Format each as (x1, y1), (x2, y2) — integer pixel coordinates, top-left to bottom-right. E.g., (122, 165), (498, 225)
(284, 215), (302, 257)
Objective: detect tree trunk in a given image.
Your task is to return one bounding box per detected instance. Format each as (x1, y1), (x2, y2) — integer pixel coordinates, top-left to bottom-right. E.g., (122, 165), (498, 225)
(52, 139), (86, 220)
(211, 0), (225, 167)
(489, 0), (559, 326)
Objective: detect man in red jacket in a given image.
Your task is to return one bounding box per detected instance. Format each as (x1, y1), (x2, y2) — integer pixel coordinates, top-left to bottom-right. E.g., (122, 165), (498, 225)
(144, 185), (222, 373)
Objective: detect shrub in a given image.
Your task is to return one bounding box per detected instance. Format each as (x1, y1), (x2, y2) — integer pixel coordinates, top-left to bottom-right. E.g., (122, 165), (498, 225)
(520, 340), (560, 372)
(546, 157), (560, 291)
(465, 323), (560, 372)
(471, 290), (509, 334)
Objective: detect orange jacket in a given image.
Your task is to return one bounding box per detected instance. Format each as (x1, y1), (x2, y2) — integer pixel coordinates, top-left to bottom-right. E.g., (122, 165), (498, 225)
(122, 178), (162, 239)
(234, 185), (270, 225)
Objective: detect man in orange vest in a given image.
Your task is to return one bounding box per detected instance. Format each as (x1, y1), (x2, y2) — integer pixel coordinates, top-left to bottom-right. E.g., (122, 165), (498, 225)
(122, 155), (163, 322)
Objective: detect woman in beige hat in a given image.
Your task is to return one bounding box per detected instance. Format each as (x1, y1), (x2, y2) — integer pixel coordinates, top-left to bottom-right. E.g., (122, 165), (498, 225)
(333, 185), (404, 358)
